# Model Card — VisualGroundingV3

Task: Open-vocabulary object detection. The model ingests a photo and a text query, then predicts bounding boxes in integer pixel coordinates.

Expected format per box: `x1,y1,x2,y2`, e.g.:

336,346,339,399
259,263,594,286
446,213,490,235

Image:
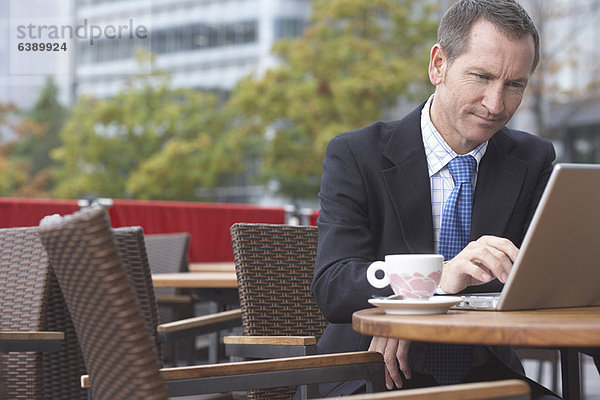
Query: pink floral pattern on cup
390,271,442,299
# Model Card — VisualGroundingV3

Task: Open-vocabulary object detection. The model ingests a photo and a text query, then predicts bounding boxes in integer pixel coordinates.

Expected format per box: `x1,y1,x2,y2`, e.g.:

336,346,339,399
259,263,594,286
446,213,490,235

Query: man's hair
437,0,540,73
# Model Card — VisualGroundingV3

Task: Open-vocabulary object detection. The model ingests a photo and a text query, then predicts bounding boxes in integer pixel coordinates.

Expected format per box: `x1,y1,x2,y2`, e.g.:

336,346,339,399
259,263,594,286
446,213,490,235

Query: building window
192,24,209,49
76,20,258,65
274,18,306,39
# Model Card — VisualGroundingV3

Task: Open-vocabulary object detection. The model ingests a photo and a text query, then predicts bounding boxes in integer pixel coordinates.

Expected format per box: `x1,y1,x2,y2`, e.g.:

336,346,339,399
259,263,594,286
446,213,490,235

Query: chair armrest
82,351,385,396
224,335,318,358
515,347,559,362
327,379,531,400
224,336,317,346
0,331,64,353
155,295,196,304
157,309,241,342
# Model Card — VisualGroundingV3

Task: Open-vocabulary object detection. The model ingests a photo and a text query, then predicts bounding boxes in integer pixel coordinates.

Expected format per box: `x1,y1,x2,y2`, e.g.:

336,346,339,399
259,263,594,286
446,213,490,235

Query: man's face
428,19,535,154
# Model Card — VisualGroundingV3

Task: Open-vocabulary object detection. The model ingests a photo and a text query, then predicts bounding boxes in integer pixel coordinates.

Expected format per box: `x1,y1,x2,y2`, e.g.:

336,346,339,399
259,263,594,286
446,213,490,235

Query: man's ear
428,44,446,86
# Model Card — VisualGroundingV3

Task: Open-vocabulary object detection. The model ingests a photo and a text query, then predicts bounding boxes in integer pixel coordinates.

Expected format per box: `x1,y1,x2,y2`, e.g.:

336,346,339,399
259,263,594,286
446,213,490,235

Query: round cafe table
353,306,600,400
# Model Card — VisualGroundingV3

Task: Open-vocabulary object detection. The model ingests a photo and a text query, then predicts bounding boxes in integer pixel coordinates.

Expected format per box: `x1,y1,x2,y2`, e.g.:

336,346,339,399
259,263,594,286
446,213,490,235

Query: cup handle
366,261,389,289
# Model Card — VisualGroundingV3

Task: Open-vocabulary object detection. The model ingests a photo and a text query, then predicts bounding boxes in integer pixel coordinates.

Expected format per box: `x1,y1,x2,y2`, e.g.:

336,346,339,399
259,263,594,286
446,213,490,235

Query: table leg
560,348,580,400
207,301,220,364
192,288,240,364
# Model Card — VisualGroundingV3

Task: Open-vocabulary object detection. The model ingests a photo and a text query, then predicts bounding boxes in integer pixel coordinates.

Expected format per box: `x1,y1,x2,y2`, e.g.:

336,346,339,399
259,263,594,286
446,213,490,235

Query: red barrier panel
108,199,286,262
0,197,79,227
0,198,317,262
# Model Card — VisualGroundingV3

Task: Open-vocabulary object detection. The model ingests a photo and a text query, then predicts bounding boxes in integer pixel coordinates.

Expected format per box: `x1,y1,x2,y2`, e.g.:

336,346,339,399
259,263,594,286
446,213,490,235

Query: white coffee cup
366,254,444,299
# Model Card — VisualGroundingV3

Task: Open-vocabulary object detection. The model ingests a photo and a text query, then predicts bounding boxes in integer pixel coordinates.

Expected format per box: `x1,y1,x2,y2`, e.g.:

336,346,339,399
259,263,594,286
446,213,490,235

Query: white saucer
368,296,462,315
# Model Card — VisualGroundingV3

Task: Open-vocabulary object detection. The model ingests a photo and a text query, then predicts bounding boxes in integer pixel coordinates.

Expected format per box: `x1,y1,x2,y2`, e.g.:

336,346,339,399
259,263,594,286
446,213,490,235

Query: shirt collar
421,95,488,177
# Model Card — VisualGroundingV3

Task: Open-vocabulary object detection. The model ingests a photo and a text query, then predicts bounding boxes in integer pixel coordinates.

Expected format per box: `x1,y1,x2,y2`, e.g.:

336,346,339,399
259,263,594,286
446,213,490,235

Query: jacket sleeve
311,134,391,323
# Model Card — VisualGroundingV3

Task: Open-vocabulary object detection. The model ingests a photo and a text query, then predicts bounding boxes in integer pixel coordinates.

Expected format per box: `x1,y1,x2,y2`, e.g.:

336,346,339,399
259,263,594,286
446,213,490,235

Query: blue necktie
438,155,477,259
425,155,476,385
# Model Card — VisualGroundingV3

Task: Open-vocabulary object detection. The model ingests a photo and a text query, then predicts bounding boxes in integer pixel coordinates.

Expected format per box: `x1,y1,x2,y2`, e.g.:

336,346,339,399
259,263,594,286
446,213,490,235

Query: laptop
453,163,600,311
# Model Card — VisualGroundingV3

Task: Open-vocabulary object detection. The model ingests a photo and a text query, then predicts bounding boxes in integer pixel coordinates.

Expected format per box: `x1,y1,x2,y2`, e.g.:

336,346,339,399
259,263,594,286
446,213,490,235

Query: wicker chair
145,233,190,275
0,226,163,400
0,227,60,400
0,221,235,400
39,206,386,399
227,223,327,399
144,232,198,364
39,209,168,400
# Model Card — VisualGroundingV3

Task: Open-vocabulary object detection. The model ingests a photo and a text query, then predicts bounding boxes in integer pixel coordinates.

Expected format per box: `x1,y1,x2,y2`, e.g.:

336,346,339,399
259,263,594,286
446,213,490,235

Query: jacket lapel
382,106,434,253
471,129,528,239
380,106,527,252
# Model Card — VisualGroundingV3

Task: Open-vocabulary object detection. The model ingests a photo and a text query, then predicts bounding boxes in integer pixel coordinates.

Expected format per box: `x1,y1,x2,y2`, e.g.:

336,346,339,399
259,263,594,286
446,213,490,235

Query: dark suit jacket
311,103,556,396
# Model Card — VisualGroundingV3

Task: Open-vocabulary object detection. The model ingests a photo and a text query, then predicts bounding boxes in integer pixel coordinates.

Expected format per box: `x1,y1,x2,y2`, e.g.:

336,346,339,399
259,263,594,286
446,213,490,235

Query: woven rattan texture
0,227,49,400
113,227,162,362
230,223,327,400
40,227,164,400
144,232,194,364
39,207,168,400
42,269,87,400
144,233,190,276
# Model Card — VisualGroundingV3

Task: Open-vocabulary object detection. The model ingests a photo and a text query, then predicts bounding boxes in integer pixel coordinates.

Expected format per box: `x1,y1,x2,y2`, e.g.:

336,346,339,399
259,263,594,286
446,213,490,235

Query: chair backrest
144,232,191,303
39,206,168,400
230,223,326,400
112,227,162,361
0,222,163,400
42,226,162,399
230,223,327,339
144,232,190,275
0,226,108,400
143,232,193,364
0,227,52,400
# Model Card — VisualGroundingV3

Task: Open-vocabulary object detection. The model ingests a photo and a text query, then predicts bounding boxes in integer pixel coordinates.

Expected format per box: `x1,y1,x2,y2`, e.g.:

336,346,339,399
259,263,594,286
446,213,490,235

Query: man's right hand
368,336,411,390
440,235,519,294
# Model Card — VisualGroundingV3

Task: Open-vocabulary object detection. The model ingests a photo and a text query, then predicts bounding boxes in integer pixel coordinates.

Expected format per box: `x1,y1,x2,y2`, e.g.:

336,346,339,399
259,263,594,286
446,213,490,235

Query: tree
226,0,439,199
10,77,67,197
0,102,29,196
0,78,65,198
52,52,237,201
520,0,600,140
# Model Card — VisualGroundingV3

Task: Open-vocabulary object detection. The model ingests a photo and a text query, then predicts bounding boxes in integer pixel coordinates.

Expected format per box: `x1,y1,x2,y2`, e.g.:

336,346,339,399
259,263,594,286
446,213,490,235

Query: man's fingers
470,239,516,282
441,236,520,293
396,339,412,381
369,336,395,390
384,338,404,389
369,337,409,390
479,236,519,264
369,337,391,389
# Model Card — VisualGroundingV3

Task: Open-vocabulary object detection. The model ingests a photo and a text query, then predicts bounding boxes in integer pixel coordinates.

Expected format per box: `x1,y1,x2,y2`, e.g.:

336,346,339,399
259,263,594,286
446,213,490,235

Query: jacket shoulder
497,127,555,159
333,120,403,145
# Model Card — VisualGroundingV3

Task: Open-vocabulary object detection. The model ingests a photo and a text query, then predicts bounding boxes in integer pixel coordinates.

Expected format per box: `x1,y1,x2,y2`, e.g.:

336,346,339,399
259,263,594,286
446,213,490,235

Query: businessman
312,0,559,398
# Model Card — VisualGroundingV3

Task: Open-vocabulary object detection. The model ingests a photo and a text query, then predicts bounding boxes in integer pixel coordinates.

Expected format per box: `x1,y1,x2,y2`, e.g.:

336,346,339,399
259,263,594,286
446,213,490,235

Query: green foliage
14,77,67,175
227,0,439,199
9,2,439,202
52,59,237,200
0,78,65,197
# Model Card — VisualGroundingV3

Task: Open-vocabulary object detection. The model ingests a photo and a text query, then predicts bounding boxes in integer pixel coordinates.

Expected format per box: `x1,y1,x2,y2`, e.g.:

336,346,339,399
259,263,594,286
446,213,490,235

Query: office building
74,0,311,99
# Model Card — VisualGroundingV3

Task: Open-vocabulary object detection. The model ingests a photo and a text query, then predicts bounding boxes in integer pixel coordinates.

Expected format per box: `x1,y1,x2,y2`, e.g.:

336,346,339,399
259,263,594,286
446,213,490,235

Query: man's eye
510,82,523,88
477,74,488,80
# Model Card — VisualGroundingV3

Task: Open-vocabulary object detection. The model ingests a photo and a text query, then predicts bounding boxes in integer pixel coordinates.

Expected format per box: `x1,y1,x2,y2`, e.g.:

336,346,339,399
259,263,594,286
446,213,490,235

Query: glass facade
72,0,311,97
77,20,257,65
274,17,305,39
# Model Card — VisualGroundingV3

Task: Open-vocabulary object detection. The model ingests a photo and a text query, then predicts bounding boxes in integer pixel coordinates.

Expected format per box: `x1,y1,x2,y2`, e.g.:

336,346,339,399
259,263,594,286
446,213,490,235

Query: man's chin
457,130,497,151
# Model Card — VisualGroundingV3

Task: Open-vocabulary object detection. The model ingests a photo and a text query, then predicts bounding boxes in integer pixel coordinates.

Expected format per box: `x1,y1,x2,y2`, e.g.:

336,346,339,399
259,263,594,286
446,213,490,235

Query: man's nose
481,84,505,115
